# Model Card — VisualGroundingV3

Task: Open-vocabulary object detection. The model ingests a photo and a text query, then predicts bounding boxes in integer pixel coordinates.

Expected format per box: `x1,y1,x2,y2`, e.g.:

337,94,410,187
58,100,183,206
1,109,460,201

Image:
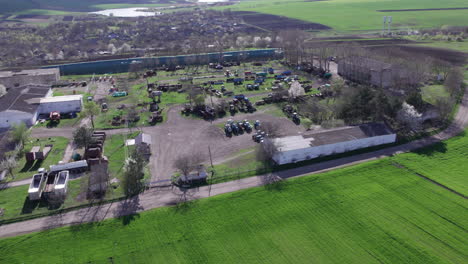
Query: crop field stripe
392,162,467,199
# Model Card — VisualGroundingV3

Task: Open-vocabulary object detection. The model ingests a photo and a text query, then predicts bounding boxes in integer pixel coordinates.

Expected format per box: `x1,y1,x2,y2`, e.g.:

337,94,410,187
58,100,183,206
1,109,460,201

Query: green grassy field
391,131,468,196
221,0,468,32
1,129,467,263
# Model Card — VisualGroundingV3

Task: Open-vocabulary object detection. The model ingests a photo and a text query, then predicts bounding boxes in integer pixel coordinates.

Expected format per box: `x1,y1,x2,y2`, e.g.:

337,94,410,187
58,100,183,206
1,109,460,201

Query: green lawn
0,179,85,220
10,137,69,181
104,132,139,180
220,0,468,32
421,84,450,105
0,156,466,263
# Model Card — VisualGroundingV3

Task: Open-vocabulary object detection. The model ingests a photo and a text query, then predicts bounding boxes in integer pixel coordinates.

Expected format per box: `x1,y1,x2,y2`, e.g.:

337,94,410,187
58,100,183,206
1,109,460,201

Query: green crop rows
1,130,467,263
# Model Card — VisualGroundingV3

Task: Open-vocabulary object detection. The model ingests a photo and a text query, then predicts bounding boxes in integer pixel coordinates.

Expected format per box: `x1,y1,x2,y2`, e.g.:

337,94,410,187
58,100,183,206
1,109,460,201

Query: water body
92,1,229,17
198,0,229,2
91,7,157,17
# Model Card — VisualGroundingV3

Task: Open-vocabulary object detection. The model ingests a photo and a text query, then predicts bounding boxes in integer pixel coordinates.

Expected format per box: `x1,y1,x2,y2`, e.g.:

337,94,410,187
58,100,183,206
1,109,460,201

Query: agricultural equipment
292,112,300,124
101,103,108,112
233,78,244,85
254,120,261,130
148,111,163,124
231,123,239,135
49,111,60,122
181,104,192,115
224,124,232,137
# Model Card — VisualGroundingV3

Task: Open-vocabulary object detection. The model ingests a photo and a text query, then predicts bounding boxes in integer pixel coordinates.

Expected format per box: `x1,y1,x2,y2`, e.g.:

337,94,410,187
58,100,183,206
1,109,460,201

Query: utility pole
208,145,214,196
382,16,387,36
388,16,392,36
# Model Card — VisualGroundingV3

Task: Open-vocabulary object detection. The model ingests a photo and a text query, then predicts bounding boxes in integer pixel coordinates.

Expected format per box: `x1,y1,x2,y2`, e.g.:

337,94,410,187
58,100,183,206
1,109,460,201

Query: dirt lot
235,11,331,31
143,105,305,181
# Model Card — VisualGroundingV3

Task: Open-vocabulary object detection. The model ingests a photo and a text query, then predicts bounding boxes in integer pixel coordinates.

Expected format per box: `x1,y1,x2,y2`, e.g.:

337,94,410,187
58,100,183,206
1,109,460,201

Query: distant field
221,0,468,32
0,130,467,263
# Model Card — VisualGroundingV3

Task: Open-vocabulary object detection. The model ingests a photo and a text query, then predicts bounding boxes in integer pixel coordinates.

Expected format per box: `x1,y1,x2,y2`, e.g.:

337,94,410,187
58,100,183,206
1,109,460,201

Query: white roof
136,133,152,145
125,139,135,146
273,136,311,152
40,95,82,104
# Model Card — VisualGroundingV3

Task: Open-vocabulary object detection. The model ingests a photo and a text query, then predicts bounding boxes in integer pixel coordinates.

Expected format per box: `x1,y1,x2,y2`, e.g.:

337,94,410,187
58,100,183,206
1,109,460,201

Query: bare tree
260,121,282,138
0,156,18,179
256,138,279,163
88,163,109,199
174,153,205,177
434,97,454,124
445,67,464,100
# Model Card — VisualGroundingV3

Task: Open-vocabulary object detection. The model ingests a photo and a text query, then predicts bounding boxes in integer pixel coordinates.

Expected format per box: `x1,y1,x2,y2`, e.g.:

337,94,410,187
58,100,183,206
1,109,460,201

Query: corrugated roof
39,95,82,103
274,123,394,151
0,68,59,78
0,85,51,114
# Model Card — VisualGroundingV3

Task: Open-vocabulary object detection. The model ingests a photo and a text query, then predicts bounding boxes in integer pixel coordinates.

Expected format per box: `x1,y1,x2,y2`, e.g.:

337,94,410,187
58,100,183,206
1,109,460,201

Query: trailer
50,160,88,174
28,173,46,201
53,170,69,196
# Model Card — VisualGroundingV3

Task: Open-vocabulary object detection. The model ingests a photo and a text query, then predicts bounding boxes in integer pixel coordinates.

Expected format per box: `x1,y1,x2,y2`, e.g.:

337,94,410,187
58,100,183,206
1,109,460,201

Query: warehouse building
38,95,83,114
0,68,60,89
337,57,416,88
269,123,396,165
0,85,52,128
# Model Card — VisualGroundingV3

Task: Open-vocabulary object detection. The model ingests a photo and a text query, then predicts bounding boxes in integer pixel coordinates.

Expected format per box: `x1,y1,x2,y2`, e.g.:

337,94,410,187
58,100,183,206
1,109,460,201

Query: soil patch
15,15,50,19
377,8,468,12
234,11,331,31
369,45,467,65
306,38,417,48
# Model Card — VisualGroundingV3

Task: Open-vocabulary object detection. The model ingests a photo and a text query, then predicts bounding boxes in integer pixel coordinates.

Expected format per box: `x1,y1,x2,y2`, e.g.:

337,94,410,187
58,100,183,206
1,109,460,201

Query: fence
209,164,273,185
43,49,283,76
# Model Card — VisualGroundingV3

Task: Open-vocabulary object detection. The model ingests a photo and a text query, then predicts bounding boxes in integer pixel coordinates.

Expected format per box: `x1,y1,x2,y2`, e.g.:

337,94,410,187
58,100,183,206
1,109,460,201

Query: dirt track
1,85,466,238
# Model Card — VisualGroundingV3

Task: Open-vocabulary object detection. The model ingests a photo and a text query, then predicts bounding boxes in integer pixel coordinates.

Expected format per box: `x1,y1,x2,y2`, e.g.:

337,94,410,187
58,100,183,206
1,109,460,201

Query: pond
91,7,158,17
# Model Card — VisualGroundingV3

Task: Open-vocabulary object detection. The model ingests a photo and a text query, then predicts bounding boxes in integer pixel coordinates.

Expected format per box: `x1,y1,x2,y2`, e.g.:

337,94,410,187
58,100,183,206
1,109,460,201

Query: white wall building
0,85,52,128
38,95,83,114
269,123,396,165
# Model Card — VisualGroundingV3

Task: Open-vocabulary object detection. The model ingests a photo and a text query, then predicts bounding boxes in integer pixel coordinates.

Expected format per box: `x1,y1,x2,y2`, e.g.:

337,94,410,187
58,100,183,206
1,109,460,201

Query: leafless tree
88,164,109,199
260,121,282,138
434,97,454,123
256,138,280,164
445,67,464,100
431,59,451,80
174,153,205,177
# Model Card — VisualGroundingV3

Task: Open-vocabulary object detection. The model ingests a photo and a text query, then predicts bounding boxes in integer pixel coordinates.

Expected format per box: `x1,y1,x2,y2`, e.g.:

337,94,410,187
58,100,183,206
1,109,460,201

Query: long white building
270,123,396,165
38,94,83,114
